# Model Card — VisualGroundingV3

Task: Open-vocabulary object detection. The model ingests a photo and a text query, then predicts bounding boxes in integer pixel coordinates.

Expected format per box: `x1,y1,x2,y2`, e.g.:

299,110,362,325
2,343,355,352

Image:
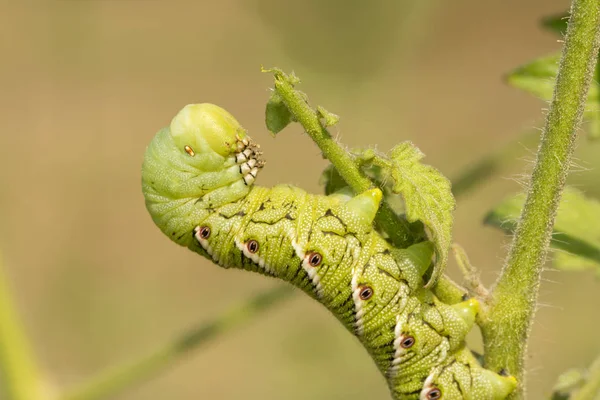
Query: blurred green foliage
507,11,600,139
486,187,600,275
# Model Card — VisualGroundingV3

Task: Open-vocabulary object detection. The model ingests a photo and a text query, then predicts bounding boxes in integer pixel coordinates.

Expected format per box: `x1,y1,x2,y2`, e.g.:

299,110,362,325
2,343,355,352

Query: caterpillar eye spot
247,240,259,254
307,252,322,267
358,285,374,300
400,336,415,349
426,388,442,400
184,145,195,156
199,226,211,239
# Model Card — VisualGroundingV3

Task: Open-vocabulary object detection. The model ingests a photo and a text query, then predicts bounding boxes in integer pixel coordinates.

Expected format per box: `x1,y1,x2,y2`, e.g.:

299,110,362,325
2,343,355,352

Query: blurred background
1,0,599,399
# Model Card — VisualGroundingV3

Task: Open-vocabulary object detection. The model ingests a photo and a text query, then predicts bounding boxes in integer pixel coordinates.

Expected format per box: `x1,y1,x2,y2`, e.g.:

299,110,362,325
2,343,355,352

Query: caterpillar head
170,104,245,159
169,104,264,183
142,104,264,247
420,348,517,400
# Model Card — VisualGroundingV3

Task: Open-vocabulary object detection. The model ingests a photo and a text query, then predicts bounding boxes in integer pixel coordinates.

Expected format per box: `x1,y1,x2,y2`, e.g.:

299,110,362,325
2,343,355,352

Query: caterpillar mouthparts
234,134,265,185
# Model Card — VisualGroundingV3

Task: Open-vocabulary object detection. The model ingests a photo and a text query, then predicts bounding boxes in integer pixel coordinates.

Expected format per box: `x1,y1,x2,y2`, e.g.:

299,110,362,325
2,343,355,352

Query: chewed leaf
265,91,294,135
320,148,386,195
320,159,409,218
317,106,340,127
506,52,600,140
322,144,454,286
321,164,347,195
385,143,455,287
485,187,600,273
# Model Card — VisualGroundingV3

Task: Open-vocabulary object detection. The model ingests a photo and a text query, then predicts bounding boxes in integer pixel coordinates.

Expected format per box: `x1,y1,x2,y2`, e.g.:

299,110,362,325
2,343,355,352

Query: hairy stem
480,1,600,397
59,286,293,400
266,68,468,303
266,68,415,248
0,252,46,400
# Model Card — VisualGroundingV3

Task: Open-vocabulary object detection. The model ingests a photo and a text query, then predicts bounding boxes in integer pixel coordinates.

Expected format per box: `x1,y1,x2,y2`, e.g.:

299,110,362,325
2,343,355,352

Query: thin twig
0,251,46,400
264,67,416,249
59,285,293,400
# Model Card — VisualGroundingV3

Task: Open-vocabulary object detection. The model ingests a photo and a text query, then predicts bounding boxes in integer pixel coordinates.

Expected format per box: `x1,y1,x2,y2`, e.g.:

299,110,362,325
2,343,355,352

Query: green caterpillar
141,104,517,399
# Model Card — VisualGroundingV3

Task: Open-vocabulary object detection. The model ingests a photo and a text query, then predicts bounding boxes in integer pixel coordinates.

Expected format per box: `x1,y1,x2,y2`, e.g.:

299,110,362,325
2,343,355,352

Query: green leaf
263,67,418,248
320,158,408,218
265,91,294,135
385,143,455,287
320,164,347,195
506,52,600,140
320,144,454,287
541,12,569,36
316,106,340,127
485,187,600,273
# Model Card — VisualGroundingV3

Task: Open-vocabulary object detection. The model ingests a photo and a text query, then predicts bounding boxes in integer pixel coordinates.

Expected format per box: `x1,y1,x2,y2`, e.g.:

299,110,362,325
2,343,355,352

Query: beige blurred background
1,1,599,399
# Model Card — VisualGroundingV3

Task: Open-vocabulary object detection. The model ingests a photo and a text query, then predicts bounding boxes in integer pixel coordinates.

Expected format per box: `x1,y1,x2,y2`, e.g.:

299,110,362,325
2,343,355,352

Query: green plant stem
267,68,469,303
571,353,600,400
0,251,45,400
480,1,600,397
430,275,466,305
451,243,490,299
59,285,293,400
267,69,414,249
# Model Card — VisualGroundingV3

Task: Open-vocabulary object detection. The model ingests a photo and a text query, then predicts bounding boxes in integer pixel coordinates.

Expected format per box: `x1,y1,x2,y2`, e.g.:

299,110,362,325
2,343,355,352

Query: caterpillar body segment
141,104,517,399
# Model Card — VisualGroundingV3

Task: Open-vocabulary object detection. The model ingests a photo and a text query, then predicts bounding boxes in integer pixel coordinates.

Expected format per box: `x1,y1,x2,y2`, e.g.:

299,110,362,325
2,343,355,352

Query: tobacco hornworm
141,103,517,399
